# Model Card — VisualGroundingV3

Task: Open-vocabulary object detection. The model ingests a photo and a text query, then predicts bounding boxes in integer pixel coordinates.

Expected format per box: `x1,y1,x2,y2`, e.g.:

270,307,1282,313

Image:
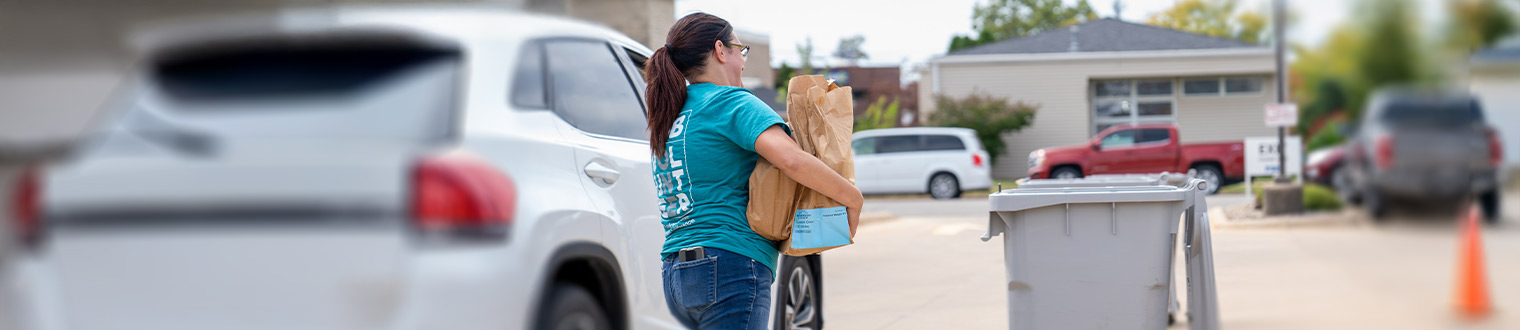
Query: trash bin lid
991,177,1206,213
1014,172,1188,190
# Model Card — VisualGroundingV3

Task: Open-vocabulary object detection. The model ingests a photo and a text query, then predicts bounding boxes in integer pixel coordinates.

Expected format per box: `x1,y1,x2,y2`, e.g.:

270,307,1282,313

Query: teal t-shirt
653,83,789,273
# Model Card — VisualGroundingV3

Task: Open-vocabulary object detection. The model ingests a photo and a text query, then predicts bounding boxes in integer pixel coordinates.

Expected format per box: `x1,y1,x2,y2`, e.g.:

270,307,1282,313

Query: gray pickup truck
1344,88,1504,222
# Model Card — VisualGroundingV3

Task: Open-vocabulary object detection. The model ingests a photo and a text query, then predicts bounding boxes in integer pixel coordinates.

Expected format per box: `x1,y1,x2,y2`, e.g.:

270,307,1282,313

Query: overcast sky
672,0,1430,79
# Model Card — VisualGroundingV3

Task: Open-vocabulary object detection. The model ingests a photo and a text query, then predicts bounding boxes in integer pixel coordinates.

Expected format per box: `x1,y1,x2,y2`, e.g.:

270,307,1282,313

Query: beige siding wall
1174,79,1278,143
933,52,1274,178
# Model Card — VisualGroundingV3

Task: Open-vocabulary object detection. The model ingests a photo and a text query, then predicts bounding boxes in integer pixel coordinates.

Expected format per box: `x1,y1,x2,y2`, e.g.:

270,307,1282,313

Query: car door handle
584,161,621,185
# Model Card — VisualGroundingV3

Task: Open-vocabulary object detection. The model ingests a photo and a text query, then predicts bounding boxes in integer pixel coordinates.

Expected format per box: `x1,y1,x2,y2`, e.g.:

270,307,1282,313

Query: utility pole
1262,0,1303,216
1273,0,1287,181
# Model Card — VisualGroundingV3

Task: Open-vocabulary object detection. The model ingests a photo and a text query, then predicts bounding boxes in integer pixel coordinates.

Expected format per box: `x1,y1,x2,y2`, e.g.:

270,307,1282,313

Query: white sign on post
1265,103,1298,127
1244,136,1303,177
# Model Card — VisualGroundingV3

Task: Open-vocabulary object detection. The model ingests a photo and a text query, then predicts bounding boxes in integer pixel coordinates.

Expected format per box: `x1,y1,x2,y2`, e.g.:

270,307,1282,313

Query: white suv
3,6,822,330
852,127,993,199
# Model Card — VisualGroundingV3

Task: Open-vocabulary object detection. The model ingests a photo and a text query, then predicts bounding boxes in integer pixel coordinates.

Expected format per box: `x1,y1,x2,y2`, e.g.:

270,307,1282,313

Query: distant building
925,18,1277,178
1469,38,1520,171
825,66,902,118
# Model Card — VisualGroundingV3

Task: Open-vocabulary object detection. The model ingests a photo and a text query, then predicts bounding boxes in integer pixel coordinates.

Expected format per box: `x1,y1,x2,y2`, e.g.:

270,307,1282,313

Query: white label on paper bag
791,206,851,250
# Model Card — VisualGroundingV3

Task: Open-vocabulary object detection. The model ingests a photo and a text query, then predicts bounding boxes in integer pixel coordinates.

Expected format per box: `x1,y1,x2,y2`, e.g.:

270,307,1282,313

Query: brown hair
646,12,734,158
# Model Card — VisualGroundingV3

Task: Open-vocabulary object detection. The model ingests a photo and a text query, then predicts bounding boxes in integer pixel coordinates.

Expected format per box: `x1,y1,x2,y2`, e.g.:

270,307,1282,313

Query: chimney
1069,25,1081,52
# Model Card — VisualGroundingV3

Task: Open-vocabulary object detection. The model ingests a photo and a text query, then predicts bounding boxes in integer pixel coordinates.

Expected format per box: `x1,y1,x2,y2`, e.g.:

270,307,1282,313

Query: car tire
1333,166,1361,205
928,173,960,200
1480,190,1501,225
1050,166,1082,180
1364,189,1388,222
1189,164,1223,195
776,257,821,330
536,284,611,330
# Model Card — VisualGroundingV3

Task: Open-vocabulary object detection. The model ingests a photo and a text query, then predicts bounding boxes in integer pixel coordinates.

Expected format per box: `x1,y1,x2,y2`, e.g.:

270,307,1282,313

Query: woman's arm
753,125,863,237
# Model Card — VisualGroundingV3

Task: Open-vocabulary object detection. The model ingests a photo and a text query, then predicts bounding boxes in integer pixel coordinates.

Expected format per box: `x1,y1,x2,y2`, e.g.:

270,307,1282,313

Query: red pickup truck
1026,123,1245,194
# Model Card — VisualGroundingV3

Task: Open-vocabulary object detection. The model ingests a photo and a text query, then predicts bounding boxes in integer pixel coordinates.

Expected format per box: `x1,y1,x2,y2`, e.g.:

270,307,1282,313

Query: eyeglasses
722,40,750,59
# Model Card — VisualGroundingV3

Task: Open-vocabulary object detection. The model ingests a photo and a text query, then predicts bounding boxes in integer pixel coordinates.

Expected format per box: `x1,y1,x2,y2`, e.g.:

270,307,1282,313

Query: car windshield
1380,99,1482,127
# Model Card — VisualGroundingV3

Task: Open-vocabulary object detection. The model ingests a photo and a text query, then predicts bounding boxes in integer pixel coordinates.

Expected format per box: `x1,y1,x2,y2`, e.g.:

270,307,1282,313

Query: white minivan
851,127,992,199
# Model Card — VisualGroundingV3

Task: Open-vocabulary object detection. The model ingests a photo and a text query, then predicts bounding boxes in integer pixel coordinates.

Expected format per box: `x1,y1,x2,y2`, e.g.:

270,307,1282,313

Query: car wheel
1480,190,1501,225
928,173,960,200
776,257,821,330
1333,166,1361,205
537,284,610,330
1190,164,1223,195
1364,189,1388,222
1051,166,1082,180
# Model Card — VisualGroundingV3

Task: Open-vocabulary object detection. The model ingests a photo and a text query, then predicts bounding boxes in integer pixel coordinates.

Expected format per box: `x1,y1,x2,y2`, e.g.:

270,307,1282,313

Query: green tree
947,0,1098,52
1147,0,1267,43
833,34,869,65
1445,0,1517,52
855,96,900,132
1290,0,1438,125
927,92,1038,164
796,37,816,76
775,62,795,90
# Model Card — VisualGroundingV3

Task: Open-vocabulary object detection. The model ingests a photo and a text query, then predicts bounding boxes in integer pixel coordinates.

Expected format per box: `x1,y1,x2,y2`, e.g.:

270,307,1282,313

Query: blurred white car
3,6,823,330
851,127,993,199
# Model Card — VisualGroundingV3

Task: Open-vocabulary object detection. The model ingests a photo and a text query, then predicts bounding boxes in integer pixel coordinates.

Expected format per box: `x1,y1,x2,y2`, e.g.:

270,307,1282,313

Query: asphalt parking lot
830,192,1519,330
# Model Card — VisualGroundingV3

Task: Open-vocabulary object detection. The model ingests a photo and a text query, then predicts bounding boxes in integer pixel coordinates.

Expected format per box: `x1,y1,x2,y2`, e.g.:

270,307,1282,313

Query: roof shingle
949,18,1261,56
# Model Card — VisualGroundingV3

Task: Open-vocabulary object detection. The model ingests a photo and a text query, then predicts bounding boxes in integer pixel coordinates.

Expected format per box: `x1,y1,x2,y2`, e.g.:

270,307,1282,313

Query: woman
645,12,863,330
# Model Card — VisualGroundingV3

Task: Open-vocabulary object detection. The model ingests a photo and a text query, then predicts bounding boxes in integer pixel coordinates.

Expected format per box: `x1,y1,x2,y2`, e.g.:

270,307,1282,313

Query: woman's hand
846,199,862,239
754,125,864,239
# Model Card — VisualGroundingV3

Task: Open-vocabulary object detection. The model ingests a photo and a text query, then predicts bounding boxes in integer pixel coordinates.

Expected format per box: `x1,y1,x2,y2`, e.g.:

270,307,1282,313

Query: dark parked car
1343,88,1504,222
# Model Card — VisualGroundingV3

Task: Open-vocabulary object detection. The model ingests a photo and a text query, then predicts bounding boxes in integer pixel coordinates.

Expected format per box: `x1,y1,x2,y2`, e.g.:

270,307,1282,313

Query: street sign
1265,103,1298,127
1244,136,1302,177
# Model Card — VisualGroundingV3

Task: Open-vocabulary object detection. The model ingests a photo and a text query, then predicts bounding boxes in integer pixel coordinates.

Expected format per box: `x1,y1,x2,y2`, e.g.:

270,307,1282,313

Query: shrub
927,92,1038,164
1302,183,1343,211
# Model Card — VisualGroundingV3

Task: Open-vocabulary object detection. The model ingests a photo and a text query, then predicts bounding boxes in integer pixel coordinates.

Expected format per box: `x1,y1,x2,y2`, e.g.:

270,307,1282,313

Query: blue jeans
661,247,774,330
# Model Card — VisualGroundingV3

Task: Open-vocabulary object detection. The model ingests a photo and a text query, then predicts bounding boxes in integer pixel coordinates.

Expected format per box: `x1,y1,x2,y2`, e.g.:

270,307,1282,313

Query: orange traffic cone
1454,204,1492,319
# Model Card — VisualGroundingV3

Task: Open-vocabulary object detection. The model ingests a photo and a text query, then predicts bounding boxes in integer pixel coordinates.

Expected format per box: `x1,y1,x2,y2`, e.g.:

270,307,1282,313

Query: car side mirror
1090,141,1101,151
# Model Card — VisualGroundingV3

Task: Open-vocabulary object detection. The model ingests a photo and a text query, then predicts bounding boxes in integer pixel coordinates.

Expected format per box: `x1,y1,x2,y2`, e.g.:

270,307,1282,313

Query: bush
927,92,1038,164
1305,120,1345,152
1302,183,1343,211
855,96,900,132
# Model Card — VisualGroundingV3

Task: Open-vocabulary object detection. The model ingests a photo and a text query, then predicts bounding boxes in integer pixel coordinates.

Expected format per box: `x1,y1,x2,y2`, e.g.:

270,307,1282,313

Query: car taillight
1375,134,1394,170
412,152,516,239
972,153,984,167
11,166,40,247
1489,128,1503,166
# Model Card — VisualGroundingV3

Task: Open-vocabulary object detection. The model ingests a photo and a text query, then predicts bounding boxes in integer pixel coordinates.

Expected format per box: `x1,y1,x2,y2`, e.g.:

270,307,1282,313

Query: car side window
852,137,877,155
544,40,648,140
877,135,922,154
1137,129,1171,144
922,135,966,151
1100,130,1136,148
511,41,548,109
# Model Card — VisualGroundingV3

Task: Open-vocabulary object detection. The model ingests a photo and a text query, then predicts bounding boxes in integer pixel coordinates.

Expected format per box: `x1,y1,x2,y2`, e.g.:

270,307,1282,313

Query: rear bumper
1368,170,1500,199
3,245,536,330
961,171,993,191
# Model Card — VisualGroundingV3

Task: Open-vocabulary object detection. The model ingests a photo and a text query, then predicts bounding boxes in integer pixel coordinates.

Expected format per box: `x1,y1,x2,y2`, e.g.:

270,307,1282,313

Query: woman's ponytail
646,12,734,158
646,46,686,158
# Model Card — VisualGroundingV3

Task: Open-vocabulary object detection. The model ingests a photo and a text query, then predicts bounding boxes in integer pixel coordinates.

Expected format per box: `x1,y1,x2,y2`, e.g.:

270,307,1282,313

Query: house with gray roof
922,18,1278,179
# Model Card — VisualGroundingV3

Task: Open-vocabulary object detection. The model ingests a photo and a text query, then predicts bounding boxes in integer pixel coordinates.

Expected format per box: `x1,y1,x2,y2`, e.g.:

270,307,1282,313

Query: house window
1183,78,1220,95
1091,78,1175,136
1182,76,1265,96
1225,77,1263,94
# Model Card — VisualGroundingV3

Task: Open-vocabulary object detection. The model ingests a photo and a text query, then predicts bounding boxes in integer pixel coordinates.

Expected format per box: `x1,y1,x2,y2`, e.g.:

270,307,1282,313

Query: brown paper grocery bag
747,75,856,256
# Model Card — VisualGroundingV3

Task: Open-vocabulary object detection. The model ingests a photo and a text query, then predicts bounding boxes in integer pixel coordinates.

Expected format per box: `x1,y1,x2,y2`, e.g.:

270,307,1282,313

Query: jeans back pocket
671,256,717,312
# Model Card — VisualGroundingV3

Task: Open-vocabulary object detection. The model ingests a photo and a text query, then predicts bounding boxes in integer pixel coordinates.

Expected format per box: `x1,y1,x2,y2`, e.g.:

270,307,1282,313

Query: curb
1208,204,1367,230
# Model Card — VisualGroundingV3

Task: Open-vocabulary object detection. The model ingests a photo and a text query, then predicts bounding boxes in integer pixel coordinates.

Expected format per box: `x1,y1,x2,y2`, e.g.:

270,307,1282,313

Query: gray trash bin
983,174,1219,330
